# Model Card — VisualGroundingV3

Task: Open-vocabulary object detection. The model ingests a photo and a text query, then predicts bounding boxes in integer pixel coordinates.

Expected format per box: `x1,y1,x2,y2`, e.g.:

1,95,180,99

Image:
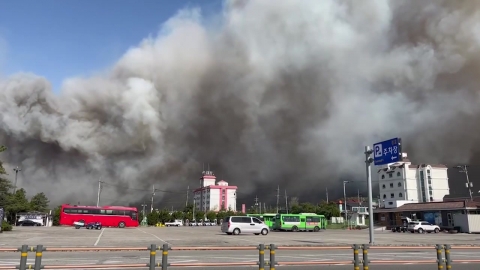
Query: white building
377,153,449,209
193,170,237,212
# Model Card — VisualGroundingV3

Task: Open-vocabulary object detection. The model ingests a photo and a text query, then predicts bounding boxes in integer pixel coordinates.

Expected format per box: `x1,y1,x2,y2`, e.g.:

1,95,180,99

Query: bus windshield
60,204,139,228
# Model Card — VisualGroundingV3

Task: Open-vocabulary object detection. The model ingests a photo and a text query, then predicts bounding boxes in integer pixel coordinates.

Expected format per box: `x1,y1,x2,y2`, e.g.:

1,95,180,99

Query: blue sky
0,0,223,93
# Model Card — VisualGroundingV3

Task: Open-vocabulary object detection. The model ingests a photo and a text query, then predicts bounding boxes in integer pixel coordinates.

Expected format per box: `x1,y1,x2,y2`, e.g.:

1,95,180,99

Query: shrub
1,222,12,232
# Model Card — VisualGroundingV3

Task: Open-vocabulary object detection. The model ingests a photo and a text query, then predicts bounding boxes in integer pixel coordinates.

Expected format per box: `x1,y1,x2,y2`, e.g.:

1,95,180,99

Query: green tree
194,211,205,221
0,146,12,209
216,210,227,223
172,211,184,220
5,188,31,221
316,202,340,219
157,209,171,224
30,192,50,212
206,211,216,221
146,212,159,226
52,206,61,226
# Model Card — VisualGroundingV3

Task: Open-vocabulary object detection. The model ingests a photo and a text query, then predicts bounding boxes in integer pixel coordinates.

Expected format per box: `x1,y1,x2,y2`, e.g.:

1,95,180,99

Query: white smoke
1,0,480,206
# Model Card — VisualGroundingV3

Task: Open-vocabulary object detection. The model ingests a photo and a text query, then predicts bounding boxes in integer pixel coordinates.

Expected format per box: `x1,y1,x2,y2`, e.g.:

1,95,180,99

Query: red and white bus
60,204,139,228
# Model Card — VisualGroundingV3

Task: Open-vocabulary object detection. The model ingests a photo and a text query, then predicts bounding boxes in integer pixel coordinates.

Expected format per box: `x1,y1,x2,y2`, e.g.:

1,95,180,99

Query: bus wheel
292,226,299,232
118,222,126,228
314,226,320,232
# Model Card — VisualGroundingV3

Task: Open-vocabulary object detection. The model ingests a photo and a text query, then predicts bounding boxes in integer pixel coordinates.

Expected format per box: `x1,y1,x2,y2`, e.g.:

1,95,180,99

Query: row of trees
142,201,341,226
142,207,247,226
0,146,51,231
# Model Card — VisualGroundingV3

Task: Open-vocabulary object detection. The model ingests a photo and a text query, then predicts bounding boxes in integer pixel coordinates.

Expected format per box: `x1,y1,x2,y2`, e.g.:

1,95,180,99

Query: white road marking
94,228,105,246
136,228,170,244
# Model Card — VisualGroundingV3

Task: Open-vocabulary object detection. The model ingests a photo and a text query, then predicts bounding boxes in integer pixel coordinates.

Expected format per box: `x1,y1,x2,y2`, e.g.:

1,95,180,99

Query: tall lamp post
343,180,349,227
455,165,473,201
13,167,21,194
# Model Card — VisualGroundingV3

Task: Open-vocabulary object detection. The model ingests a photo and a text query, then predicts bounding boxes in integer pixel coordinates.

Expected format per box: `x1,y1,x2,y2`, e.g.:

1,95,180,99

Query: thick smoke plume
1,0,480,207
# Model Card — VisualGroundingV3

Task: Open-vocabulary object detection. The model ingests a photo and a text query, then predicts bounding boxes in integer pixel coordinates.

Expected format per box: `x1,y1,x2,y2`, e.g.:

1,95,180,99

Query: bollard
33,245,43,270
436,244,444,270
18,245,28,270
352,244,360,270
362,244,369,270
444,244,452,270
161,243,169,270
258,244,265,270
149,244,157,270
269,244,276,270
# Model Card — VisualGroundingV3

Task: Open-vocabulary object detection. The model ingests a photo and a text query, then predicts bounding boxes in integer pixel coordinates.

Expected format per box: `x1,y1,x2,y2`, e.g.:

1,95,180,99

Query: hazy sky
0,0,222,93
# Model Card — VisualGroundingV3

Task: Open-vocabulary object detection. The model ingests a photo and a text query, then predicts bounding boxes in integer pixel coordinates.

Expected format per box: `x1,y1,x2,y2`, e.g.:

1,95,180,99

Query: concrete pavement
2,226,480,269
1,248,479,269
2,226,480,247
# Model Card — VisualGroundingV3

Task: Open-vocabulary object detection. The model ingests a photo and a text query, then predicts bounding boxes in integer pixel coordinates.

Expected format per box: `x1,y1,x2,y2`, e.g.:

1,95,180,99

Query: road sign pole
365,146,374,244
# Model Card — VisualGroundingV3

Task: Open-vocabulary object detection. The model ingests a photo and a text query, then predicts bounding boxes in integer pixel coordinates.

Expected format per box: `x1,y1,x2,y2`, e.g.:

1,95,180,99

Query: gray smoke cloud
1,0,480,207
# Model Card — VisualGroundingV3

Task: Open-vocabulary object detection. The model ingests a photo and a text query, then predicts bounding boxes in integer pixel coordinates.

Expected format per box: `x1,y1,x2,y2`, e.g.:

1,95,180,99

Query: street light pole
456,165,473,201
13,167,21,194
343,180,349,228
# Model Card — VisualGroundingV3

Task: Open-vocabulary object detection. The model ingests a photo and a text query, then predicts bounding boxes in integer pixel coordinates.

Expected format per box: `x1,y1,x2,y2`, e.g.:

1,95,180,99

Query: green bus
247,213,276,229
273,213,326,232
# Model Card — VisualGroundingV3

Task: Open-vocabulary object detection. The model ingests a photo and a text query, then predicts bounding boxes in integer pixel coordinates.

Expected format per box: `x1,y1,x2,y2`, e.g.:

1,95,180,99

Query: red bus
60,204,139,228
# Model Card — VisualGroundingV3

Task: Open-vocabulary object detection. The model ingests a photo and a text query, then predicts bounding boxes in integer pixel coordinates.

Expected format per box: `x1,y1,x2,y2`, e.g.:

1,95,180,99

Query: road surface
1,248,479,269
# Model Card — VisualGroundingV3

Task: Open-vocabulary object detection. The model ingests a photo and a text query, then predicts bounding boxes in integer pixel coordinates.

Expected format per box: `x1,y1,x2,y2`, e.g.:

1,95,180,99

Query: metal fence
0,244,479,269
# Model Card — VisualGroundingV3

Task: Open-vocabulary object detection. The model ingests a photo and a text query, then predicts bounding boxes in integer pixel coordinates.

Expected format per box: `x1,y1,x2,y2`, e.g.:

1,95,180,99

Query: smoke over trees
1,0,480,207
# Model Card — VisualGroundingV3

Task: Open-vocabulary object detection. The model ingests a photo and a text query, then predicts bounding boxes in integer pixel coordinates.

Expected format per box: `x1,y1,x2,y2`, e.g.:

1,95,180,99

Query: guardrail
0,244,478,269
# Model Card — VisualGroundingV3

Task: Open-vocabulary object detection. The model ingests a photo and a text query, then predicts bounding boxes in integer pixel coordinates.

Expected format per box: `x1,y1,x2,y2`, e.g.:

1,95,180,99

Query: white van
221,216,269,235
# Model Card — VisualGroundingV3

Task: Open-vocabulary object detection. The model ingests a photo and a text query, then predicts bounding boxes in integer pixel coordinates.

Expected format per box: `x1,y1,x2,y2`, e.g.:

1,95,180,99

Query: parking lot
1,226,480,247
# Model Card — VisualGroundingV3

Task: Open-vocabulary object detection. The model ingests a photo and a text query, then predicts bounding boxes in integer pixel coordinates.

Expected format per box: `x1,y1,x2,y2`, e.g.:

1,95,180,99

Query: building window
427,170,431,174
397,172,401,177
383,194,386,199
389,173,392,178
390,193,394,198
430,197,433,201
398,182,402,187
388,202,393,205
381,175,385,179
382,184,385,189
399,193,403,198
390,183,393,188
429,190,433,195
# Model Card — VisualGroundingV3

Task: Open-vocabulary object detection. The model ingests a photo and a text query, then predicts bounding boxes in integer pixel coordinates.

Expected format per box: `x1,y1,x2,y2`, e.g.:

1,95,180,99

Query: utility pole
284,190,288,214
96,178,103,207
185,186,190,207
455,165,473,201
358,189,361,206
151,185,155,213
276,186,280,213
343,181,349,228
192,199,196,221
365,145,375,244
254,196,259,213
264,202,266,213
141,202,147,216
259,201,262,214
326,187,329,203
13,166,21,194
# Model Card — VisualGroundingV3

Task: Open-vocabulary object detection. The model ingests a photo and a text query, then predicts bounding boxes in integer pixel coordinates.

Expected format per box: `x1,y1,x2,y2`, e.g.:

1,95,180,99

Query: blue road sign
373,138,401,166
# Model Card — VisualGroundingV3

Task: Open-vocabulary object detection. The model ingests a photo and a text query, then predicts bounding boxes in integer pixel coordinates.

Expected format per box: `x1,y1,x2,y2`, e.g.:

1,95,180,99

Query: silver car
221,216,269,235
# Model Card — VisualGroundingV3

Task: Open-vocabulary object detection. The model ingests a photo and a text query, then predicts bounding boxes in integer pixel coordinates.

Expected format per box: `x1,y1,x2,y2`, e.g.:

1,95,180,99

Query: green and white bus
273,213,326,232
247,213,276,229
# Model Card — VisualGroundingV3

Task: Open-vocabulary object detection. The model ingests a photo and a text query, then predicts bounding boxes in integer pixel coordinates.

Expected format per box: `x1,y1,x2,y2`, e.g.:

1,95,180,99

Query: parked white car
221,216,269,235
408,221,440,233
165,219,183,227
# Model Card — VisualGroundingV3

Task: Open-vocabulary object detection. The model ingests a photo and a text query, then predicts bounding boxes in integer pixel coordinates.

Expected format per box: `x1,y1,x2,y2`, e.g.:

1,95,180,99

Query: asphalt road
1,249,479,269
